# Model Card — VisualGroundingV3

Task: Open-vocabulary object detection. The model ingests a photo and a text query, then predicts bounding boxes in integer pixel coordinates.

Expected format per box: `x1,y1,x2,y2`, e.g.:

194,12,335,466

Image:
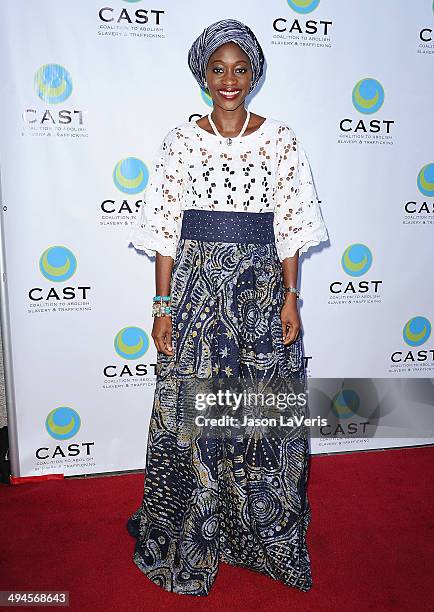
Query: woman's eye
211,67,248,74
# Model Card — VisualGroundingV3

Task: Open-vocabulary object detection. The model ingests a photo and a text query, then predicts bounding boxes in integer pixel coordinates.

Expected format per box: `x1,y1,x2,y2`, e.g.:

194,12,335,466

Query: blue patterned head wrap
188,19,265,94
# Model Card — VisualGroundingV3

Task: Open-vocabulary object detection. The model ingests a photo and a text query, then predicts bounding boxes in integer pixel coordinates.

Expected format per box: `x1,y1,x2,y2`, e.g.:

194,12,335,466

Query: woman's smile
217,88,242,100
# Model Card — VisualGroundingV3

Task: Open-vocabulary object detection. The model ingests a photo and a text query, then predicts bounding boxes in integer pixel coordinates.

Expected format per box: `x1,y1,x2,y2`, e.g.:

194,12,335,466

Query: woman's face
205,42,252,110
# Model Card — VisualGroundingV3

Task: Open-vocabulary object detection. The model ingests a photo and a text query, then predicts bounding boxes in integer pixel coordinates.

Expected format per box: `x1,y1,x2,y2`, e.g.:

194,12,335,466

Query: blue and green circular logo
341,244,372,277
352,78,384,114
201,86,213,107
34,64,72,104
113,158,149,194
287,0,320,13
114,326,149,359
417,163,434,197
331,389,360,419
403,316,431,347
46,407,81,440
39,246,77,282
123,0,142,3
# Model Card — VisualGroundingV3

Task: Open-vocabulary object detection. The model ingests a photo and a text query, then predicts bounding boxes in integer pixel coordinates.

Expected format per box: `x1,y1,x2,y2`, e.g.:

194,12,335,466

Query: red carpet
1,447,432,611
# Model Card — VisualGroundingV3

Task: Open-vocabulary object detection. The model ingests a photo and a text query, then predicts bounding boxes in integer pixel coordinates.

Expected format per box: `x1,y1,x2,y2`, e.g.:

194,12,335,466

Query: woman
127,18,328,596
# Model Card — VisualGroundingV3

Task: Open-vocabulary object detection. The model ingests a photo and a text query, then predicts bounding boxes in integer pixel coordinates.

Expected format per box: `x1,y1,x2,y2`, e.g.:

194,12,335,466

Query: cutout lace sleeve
128,128,185,259
273,125,328,261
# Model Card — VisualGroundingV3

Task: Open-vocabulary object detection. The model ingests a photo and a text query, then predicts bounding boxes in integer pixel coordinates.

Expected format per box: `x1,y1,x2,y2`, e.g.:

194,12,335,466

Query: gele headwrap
187,18,265,94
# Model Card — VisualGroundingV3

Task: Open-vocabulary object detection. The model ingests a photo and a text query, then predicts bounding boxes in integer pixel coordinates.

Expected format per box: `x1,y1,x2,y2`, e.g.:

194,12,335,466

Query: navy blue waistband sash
180,209,275,244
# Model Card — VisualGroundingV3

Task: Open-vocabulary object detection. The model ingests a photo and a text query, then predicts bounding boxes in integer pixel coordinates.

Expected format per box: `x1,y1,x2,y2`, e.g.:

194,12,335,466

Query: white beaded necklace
207,110,251,146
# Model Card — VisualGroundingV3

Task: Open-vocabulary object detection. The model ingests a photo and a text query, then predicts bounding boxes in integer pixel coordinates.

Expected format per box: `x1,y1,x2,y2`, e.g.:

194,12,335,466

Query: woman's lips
218,89,241,100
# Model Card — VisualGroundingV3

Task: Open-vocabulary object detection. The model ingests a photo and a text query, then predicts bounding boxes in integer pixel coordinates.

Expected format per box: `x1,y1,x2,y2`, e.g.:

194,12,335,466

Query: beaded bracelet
152,295,172,318
283,286,300,299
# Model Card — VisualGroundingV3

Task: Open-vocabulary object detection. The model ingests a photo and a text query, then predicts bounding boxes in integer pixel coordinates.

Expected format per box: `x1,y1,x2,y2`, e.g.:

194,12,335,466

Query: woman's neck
209,106,248,137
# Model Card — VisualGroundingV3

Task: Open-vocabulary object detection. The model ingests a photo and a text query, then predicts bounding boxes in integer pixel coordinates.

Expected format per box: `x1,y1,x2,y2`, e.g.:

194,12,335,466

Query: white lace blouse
128,117,328,261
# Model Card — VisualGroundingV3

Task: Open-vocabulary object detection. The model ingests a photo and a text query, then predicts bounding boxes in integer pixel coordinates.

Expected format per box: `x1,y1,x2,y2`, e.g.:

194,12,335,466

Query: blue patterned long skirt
126,209,312,595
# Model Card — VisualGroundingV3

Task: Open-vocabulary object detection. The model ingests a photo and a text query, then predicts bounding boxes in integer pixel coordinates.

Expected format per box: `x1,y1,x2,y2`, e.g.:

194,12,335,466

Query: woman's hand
151,316,174,355
153,252,175,355
281,294,301,346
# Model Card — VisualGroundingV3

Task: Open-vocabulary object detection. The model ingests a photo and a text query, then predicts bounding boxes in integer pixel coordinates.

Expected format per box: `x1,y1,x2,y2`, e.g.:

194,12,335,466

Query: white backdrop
0,0,433,477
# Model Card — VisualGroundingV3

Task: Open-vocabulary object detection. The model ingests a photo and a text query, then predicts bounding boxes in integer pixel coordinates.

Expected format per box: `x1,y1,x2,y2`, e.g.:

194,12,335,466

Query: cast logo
46,407,81,440
340,77,394,137
403,316,431,347
98,2,164,25
34,64,72,104
329,243,382,296
287,0,320,13
319,384,371,437
100,157,147,219
417,162,434,197
272,0,332,37
331,388,359,420
390,316,434,367
404,163,434,221
352,78,384,115
39,246,76,282
36,407,94,461
114,326,149,359
104,326,156,379
113,157,149,194
23,64,87,130
341,243,372,277
28,246,91,303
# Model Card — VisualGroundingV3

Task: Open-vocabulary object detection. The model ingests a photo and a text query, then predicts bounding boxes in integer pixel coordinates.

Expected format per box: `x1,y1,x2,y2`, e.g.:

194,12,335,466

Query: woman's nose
222,72,238,85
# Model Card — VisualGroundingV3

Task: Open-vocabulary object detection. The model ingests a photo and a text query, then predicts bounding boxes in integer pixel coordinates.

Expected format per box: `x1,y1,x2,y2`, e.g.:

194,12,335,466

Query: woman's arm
129,127,185,356
151,253,175,356
280,251,300,346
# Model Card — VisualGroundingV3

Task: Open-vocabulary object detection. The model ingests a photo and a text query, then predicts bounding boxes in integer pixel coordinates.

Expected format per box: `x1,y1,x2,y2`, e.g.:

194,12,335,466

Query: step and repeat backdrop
0,0,433,477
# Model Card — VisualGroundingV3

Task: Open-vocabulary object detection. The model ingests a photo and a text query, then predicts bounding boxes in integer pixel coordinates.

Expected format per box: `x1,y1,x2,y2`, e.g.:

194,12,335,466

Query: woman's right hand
151,316,174,355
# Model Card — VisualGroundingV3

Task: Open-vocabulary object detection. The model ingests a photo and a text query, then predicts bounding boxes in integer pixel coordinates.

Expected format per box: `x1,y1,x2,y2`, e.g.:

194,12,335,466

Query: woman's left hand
281,295,301,345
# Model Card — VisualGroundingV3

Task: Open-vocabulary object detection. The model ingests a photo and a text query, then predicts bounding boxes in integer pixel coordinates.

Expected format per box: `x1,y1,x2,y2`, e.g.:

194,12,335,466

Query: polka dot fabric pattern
128,118,328,261
180,209,276,244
